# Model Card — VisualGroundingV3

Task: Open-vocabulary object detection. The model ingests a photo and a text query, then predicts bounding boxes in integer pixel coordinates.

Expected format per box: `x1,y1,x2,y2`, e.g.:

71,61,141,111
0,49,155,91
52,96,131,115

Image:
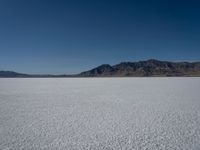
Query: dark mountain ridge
0,71,29,77
0,71,74,78
1,59,200,77
79,59,200,77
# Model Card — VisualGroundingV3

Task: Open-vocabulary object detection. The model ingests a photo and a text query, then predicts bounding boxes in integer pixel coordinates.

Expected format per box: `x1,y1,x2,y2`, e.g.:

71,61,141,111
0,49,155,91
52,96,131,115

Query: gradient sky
0,0,200,74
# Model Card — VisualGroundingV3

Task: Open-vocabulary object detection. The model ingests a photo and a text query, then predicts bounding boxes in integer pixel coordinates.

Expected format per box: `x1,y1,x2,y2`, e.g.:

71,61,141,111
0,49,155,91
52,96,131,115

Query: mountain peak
0,71,28,77
97,64,112,68
1,59,200,77
79,59,200,77
79,64,114,77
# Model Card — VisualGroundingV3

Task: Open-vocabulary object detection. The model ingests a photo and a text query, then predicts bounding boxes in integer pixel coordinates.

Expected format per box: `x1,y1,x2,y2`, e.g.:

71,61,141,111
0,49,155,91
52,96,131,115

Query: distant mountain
79,59,200,77
0,71,75,78
0,71,29,77
1,59,200,77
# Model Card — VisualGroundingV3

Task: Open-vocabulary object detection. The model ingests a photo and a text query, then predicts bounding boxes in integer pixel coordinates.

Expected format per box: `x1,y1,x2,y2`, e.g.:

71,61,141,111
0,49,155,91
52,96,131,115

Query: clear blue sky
0,0,200,74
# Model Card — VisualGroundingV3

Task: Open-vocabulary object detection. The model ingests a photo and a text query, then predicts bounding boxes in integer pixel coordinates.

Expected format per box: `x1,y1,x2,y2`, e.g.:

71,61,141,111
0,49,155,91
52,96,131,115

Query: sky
0,0,200,74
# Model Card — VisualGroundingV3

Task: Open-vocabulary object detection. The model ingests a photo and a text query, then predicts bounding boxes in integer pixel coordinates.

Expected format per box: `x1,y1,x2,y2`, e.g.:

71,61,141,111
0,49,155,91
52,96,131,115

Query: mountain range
1,59,200,77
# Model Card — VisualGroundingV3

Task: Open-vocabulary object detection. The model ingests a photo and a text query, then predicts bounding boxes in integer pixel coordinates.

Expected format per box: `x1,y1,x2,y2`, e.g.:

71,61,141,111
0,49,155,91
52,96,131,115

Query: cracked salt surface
0,78,200,149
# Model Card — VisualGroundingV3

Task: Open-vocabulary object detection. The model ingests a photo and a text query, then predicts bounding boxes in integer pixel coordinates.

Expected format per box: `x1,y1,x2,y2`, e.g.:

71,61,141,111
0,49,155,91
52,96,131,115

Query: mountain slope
0,71,29,77
79,59,200,77
0,71,74,78
1,59,200,77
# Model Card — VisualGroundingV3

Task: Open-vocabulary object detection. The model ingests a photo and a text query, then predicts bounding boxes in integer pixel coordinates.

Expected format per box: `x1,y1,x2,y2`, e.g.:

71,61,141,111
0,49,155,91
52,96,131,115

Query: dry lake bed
0,78,200,149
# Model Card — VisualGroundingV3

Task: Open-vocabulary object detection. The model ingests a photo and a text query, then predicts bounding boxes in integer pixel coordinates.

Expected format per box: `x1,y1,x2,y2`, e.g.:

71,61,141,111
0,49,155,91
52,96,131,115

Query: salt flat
0,78,200,150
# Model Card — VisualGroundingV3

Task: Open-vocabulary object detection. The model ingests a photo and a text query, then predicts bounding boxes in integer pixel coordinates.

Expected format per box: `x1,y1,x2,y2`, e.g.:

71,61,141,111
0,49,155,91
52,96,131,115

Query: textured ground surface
0,78,200,150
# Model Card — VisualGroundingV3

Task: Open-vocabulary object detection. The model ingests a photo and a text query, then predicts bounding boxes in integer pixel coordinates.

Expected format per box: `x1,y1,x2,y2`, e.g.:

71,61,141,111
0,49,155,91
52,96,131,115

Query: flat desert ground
0,78,200,150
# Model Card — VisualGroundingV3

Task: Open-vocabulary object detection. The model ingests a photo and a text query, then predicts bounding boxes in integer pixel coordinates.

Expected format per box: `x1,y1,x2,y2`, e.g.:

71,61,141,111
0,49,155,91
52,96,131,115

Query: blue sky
0,0,200,74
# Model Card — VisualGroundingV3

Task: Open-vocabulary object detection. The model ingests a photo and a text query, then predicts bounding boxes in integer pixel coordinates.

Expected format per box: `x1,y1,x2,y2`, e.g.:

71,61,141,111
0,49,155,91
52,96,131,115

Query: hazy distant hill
79,59,200,77
0,71,74,78
0,71,29,77
1,59,200,77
